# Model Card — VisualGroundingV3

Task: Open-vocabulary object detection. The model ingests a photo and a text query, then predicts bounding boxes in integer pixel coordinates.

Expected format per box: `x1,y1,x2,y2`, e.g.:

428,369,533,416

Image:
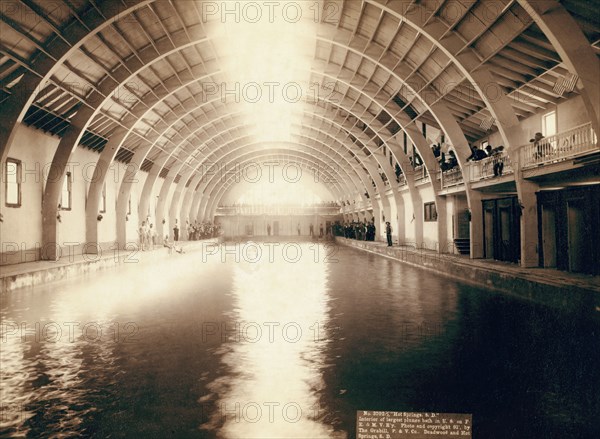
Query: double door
537,186,599,274
483,197,521,263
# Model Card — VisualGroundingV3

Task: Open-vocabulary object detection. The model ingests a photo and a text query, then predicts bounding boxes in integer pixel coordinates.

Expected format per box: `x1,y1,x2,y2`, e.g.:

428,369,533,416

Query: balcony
520,122,598,169
469,154,514,182
414,165,430,183
216,203,342,216
441,167,464,188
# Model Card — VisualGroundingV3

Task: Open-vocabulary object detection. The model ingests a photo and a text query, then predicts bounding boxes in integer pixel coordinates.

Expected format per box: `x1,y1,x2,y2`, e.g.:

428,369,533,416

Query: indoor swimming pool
1,242,598,438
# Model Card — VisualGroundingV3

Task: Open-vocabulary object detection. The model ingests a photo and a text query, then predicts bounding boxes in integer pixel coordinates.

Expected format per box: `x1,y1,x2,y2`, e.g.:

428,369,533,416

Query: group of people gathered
432,143,459,172
138,218,220,253
467,143,506,176
186,220,220,241
333,221,377,241
138,219,157,251
430,142,506,176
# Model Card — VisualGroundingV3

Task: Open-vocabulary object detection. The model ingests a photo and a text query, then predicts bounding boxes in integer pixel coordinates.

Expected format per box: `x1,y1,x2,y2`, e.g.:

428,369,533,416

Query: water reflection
1,242,598,438
201,243,341,438
0,253,233,437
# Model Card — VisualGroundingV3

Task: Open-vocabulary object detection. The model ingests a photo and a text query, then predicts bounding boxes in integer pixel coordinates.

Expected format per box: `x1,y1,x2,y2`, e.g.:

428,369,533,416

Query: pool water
1,242,598,438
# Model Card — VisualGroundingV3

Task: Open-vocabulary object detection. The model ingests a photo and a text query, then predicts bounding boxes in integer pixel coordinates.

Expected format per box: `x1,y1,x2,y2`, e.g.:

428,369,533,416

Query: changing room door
567,201,587,273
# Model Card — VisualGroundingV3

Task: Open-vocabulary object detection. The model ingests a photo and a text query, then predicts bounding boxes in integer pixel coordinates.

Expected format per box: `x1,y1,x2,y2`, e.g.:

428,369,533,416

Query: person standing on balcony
467,145,487,161
447,150,458,170
491,145,505,176
530,132,545,159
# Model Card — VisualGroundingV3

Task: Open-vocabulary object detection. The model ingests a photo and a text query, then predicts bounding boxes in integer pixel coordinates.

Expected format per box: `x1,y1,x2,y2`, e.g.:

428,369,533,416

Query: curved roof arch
201,150,370,221
1,0,598,250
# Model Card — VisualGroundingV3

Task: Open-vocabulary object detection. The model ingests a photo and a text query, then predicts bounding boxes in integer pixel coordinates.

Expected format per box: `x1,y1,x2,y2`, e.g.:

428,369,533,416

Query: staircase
454,238,470,256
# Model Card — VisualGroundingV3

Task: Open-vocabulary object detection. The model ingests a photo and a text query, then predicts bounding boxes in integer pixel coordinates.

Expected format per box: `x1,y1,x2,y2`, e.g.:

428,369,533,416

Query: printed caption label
356,411,472,438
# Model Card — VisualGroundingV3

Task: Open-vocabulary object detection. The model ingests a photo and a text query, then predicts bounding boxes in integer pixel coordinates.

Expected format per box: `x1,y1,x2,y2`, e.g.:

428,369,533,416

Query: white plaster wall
56,147,92,246
126,171,147,244
385,191,397,241
1,124,55,261
1,123,157,264
401,190,415,244
481,95,589,148
418,184,438,250
557,96,588,131
217,214,341,237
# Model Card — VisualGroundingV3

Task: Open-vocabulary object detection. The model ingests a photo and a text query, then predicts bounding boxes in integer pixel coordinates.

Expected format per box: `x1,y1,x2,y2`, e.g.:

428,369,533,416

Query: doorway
482,197,521,263
567,200,587,273
537,185,599,275
541,205,557,268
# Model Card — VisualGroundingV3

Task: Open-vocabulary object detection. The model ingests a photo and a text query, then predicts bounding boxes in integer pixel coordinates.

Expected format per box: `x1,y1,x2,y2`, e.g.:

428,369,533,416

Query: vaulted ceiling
1,0,598,201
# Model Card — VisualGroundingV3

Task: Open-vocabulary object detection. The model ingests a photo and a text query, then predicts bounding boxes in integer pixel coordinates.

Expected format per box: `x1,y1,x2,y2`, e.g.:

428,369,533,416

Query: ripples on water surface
1,242,598,438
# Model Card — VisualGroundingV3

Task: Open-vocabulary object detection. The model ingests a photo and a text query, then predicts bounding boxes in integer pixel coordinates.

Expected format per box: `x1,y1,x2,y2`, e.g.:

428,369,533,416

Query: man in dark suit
385,222,393,247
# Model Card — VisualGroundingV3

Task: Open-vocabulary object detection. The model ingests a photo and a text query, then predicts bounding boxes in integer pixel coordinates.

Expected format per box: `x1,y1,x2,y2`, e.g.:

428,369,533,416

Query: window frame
424,202,438,222
59,172,72,211
5,158,22,208
542,110,557,137
99,183,107,213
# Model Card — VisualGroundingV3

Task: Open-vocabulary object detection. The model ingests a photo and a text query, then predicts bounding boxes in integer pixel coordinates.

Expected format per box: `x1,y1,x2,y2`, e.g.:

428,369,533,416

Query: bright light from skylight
221,159,335,206
217,2,317,143
237,182,323,206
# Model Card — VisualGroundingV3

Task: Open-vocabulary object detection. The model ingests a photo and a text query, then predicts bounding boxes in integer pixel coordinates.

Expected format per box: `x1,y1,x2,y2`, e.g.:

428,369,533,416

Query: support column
372,203,381,240
469,191,484,259
395,197,405,244
436,195,448,254
413,192,424,248
41,137,79,261
519,180,540,267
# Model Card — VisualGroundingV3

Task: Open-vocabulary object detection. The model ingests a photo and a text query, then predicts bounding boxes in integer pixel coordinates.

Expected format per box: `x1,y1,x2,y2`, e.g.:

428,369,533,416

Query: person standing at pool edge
173,219,179,241
386,221,393,247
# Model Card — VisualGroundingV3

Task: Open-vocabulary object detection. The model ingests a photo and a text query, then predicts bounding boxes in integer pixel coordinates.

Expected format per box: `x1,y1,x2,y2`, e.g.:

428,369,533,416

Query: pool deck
336,237,600,317
0,238,222,293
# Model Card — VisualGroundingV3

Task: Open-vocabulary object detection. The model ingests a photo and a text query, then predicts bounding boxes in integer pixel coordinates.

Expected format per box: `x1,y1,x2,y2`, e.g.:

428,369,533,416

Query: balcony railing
521,122,598,169
469,154,514,181
216,204,341,216
354,200,366,210
397,174,406,187
414,165,429,182
441,167,464,188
